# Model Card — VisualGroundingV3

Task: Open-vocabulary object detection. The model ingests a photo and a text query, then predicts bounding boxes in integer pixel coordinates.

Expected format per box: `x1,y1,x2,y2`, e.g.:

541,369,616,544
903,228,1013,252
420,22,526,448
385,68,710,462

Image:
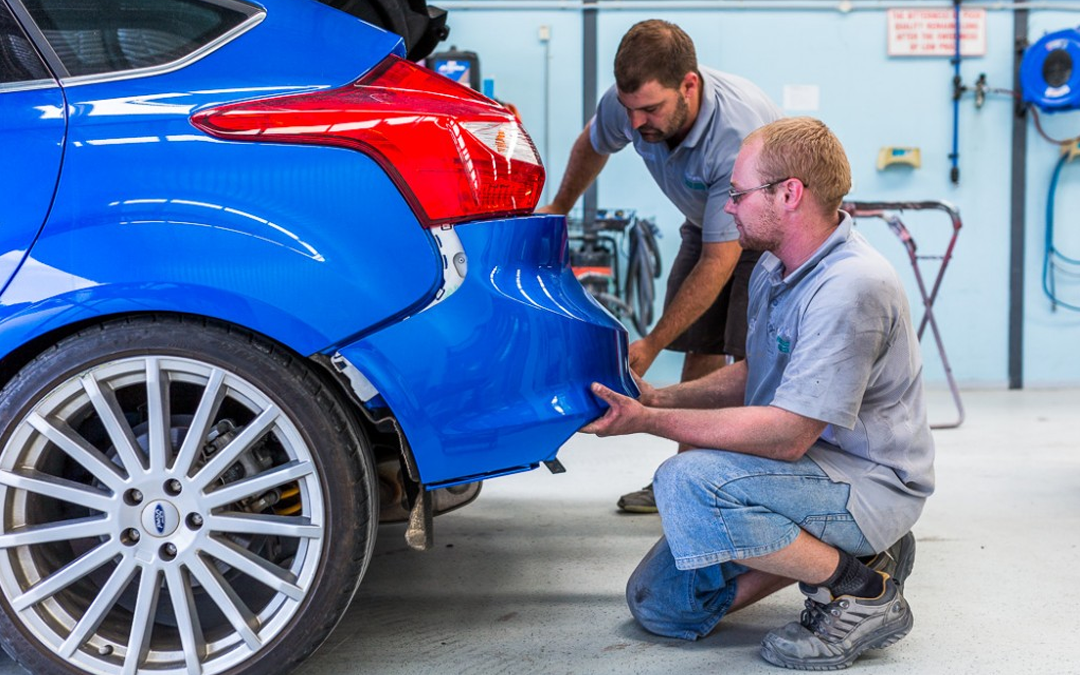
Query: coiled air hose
623,218,662,335
1043,149,1080,312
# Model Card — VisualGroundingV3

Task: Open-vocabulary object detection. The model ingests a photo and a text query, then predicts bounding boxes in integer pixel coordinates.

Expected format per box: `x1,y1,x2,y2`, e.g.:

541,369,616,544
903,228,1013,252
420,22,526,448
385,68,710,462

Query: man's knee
625,537,733,641
654,450,744,513
654,450,709,492
625,538,695,638
625,555,662,627
625,539,672,621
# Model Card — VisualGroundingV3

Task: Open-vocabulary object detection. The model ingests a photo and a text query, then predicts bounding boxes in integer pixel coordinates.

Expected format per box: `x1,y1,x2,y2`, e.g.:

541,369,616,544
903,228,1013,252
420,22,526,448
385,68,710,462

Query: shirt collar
679,70,715,150
762,211,854,288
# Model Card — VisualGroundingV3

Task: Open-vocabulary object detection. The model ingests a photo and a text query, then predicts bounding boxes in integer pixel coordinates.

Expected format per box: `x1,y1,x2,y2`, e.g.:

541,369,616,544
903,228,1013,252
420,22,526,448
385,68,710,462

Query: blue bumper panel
336,215,637,486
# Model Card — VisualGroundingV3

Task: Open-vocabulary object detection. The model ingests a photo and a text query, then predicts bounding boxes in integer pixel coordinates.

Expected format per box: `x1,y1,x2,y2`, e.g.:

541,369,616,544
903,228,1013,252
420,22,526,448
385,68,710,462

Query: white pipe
438,1,1080,12
438,1,581,9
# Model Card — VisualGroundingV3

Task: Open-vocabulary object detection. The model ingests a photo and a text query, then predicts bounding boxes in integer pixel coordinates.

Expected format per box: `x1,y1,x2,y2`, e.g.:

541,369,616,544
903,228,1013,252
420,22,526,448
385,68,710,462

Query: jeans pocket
800,515,874,557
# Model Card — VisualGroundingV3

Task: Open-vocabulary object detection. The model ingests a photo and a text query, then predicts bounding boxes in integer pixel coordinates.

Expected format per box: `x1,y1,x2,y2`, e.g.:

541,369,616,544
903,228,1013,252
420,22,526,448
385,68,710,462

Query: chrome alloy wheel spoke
9,537,118,612
121,568,164,675
0,355,326,675
80,371,147,477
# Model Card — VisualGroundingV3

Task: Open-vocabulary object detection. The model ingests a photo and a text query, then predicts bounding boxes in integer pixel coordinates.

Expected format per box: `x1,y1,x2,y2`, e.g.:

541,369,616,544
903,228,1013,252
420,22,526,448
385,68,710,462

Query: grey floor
2,387,1077,674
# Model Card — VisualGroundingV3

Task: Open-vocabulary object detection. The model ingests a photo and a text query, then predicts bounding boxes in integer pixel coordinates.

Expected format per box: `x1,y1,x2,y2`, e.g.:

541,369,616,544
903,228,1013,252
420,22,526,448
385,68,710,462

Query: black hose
623,217,662,336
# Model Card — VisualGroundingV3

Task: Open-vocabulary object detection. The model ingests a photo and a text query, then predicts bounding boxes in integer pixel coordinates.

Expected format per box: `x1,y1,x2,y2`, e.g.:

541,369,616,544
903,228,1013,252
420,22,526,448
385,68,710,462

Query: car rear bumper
334,214,637,486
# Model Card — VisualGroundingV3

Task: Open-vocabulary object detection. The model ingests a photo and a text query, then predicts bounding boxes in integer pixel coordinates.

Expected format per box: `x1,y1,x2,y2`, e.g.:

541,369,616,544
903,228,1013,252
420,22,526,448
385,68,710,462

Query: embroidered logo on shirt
683,175,707,190
777,335,791,353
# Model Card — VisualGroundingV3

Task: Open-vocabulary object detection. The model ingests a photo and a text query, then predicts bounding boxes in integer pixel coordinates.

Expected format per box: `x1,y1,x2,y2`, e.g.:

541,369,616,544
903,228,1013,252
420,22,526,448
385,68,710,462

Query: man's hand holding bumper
581,382,651,437
628,337,662,376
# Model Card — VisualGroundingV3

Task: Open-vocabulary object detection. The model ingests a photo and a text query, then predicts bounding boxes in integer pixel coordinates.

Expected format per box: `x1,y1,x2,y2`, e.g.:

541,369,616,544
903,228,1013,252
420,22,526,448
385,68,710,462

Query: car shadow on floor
298,496,805,674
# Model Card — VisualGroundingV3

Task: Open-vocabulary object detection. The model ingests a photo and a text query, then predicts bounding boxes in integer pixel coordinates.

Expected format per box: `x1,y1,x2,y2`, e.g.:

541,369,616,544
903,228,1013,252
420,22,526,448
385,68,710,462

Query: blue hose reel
1021,27,1080,112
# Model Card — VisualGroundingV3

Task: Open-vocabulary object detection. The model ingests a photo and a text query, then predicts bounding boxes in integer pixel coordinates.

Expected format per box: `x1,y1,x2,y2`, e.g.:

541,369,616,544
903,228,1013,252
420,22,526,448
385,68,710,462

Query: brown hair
746,117,852,213
614,20,698,92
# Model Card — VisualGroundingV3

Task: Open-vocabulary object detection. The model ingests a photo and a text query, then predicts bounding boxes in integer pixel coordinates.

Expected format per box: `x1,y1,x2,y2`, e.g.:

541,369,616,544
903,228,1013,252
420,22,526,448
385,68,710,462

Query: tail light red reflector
191,56,544,227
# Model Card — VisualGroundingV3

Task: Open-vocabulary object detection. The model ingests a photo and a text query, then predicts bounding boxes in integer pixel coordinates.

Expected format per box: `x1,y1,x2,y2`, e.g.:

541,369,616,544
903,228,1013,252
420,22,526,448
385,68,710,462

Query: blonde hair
746,117,851,213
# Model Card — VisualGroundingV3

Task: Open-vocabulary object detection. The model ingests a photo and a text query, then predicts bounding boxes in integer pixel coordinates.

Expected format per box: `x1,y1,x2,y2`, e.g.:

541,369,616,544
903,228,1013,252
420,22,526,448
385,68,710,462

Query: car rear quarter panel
0,1,437,362
0,141,442,360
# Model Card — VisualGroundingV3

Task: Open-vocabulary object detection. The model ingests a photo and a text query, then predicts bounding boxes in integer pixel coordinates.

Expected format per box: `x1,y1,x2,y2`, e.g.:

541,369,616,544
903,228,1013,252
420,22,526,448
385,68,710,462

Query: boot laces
800,597,850,641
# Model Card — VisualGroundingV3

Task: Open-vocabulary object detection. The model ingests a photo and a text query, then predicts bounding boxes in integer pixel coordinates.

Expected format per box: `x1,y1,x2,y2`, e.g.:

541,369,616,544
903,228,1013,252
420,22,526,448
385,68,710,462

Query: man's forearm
648,360,748,410
644,241,741,350
645,260,726,349
545,125,608,214
642,404,826,462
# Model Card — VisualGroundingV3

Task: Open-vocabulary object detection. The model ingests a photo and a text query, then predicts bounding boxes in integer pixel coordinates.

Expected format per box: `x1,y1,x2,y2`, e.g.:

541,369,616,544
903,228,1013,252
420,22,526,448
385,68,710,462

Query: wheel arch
0,309,416,502
0,314,97,393
0,295,329,392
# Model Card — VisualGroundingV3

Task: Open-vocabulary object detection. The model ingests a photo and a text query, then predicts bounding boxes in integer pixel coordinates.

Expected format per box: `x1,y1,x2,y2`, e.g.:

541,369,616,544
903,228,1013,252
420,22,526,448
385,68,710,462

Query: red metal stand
843,201,965,429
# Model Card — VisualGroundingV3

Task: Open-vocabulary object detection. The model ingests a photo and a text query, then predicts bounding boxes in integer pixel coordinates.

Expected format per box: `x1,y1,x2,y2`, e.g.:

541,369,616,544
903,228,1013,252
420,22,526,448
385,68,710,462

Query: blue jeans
626,450,875,640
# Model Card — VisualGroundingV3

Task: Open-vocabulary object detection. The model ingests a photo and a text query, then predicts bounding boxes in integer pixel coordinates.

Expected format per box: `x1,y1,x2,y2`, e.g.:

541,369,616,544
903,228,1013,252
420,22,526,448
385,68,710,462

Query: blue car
0,1,635,673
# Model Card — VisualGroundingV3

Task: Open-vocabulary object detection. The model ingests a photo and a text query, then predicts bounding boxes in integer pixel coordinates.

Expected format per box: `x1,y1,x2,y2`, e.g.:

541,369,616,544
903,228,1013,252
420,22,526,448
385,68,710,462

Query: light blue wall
438,1,1080,387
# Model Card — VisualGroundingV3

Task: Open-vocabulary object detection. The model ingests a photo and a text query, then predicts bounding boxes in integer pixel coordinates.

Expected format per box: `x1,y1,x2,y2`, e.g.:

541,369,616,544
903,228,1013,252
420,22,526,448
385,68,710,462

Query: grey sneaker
617,483,657,513
760,574,913,671
861,531,916,592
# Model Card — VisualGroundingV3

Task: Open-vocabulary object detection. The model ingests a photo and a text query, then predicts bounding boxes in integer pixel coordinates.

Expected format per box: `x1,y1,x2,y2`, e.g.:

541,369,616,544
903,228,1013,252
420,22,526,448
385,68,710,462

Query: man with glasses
582,117,934,670
538,19,782,513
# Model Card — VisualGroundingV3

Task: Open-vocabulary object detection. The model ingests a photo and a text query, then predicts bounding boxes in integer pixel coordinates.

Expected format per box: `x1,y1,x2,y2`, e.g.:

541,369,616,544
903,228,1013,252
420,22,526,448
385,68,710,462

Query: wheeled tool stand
843,201,965,430
568,209,661,337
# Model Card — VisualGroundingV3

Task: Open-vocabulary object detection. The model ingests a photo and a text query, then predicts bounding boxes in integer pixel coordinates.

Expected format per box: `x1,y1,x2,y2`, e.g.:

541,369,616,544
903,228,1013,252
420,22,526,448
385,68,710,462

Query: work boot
759,574,913,671
860,531,916,592
617,483,657,513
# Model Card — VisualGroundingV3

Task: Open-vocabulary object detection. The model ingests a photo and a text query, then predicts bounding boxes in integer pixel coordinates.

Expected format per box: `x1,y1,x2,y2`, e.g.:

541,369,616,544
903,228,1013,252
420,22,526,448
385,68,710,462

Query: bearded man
539,19,783,512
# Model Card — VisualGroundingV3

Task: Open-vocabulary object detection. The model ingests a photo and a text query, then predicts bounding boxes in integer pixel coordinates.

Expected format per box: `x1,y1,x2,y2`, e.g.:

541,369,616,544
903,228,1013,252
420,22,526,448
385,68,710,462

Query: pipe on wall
1009,1,1029,389
439,1,1080,12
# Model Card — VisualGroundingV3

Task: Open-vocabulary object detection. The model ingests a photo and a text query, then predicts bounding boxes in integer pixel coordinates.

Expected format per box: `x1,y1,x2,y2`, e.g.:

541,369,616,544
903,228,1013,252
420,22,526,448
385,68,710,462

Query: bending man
538,19,783,513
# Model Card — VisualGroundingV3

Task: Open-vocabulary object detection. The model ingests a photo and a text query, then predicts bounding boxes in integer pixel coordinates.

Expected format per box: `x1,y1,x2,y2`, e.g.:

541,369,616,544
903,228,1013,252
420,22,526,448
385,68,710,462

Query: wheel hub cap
140,500,180,537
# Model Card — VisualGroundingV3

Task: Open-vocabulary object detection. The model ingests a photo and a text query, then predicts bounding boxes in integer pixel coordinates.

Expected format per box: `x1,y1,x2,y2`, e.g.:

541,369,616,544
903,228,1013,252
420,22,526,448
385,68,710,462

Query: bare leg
677,352,728,453
728,571,797,614
681,351,727,382
724,531,839,616
743,530,839,586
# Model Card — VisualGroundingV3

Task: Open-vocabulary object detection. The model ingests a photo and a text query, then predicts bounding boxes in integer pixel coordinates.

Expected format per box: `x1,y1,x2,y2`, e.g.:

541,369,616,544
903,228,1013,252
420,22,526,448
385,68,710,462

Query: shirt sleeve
702,182,738,243
588,85,632,155
700,122,743,243
769,270,896,429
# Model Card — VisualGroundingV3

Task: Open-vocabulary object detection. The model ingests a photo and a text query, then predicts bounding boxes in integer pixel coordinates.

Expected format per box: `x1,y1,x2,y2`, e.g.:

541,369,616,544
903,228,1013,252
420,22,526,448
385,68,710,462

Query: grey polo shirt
589,66,782,243
744,213,936,552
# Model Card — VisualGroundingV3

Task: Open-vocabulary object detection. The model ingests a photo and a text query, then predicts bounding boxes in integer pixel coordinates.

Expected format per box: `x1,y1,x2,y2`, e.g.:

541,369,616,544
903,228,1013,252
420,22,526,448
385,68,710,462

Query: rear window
23,0,257,77
0,2,50,83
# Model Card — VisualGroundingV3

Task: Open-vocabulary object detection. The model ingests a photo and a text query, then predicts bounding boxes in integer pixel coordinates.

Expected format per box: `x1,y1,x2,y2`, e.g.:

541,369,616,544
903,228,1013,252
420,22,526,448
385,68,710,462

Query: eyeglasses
728,178,796,204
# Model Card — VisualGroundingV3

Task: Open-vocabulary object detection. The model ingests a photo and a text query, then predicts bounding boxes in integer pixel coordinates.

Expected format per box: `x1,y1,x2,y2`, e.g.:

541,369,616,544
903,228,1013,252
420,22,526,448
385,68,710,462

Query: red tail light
191,56,545,227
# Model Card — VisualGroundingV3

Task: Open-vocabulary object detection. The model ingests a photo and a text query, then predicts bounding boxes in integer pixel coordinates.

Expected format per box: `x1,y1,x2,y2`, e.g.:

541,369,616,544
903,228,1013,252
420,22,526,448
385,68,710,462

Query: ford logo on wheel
153,504,166,534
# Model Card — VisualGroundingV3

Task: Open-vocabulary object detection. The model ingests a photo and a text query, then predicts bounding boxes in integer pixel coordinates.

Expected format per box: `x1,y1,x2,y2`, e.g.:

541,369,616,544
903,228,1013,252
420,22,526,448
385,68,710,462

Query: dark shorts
665,222,761,358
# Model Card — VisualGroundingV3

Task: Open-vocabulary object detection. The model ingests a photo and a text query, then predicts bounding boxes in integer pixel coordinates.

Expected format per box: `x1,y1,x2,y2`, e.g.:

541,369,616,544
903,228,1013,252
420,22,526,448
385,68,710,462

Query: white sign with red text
887,8,987,57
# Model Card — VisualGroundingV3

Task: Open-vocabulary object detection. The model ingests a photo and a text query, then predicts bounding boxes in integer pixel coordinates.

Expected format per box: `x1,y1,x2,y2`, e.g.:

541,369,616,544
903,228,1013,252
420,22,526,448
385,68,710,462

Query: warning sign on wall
887,8,987,57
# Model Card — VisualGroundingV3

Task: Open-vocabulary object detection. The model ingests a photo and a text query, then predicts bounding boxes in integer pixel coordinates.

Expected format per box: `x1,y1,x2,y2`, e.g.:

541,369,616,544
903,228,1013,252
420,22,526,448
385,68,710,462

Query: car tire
0,315,377,675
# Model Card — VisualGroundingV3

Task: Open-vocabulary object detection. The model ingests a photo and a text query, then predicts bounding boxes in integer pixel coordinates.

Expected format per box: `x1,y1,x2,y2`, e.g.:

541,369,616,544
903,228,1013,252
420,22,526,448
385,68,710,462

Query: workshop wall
438,1,1080,388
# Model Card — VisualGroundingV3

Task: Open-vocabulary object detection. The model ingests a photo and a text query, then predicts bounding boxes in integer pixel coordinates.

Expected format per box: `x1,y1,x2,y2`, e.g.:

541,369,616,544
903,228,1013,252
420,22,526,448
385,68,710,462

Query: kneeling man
583,116,934,670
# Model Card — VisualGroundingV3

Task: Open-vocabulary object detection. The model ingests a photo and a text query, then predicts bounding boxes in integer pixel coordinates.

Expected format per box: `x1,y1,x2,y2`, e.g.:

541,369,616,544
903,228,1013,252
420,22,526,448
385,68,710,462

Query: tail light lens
191,56,544,227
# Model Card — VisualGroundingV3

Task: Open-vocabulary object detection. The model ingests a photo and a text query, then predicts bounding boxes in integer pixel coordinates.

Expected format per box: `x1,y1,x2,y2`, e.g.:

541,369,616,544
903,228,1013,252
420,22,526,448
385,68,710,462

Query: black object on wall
582,0,599,229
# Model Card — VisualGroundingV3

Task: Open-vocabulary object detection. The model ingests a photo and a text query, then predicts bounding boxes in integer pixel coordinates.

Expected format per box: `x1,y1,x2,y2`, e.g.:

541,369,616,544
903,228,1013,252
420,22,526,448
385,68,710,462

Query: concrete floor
1,387,1077,674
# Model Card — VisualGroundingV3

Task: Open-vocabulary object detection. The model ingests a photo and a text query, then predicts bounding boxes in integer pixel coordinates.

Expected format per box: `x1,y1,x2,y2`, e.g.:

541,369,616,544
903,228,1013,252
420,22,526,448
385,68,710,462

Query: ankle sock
822,550,884,599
